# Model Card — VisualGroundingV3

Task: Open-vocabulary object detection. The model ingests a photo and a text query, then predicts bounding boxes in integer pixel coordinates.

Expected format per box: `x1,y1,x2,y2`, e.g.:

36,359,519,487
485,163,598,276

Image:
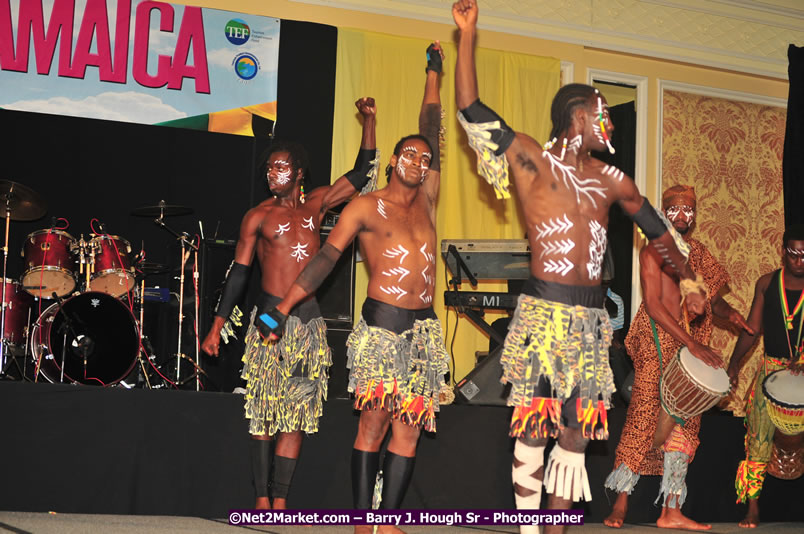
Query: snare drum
660,346,730,421
21,229,76,298
89,235,135,297
31,291,139,385
763,369,804,436
1,278,34,346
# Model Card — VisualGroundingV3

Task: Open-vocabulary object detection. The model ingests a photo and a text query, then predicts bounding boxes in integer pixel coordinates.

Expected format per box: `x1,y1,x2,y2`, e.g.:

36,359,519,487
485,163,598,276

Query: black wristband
460,99,515,156
215,262,250,318
256,308,287,339
631,198,668,240
425,43,442,74
345,148,376,190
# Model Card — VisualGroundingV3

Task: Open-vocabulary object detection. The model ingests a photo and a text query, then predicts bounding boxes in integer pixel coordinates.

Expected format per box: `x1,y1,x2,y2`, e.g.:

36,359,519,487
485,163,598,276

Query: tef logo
233,53,259,81
225,19,250,45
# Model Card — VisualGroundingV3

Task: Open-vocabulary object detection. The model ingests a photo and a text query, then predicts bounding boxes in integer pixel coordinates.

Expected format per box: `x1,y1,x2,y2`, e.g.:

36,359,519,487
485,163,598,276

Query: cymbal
136,261,169,275
0,180,47,221
131,201,193,218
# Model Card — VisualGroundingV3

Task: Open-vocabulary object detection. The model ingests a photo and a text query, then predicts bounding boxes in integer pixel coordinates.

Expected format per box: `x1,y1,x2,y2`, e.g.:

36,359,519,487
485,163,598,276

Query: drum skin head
678,346,730,394
765,370,804,406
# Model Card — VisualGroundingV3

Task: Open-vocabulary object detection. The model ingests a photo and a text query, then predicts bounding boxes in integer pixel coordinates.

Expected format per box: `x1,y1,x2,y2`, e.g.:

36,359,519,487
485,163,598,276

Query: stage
1,381,803,525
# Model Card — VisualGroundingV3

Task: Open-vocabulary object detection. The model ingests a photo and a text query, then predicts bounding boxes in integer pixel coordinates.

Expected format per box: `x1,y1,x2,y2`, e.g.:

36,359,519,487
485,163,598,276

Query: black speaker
326,327,352,400
454,347,510,406
318,228,356,327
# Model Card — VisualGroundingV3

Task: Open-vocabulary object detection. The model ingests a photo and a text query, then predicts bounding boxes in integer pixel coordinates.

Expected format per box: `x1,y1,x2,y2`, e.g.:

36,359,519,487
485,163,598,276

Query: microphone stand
153,214,199,388
446,245,505,347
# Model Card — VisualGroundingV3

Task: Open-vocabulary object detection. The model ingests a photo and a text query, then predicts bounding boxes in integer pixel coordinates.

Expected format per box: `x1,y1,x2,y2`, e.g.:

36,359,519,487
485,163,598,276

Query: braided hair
548,83,598,141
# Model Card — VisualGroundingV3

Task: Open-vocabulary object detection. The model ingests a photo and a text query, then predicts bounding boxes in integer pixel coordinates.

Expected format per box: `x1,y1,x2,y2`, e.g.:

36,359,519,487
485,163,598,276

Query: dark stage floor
1,381,803,526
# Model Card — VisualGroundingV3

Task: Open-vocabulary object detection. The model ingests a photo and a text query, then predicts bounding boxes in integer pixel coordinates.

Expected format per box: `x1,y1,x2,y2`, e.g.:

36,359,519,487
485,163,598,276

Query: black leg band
379,452,416,510
251,438,273,498
270,455,298,499
352,449,380,509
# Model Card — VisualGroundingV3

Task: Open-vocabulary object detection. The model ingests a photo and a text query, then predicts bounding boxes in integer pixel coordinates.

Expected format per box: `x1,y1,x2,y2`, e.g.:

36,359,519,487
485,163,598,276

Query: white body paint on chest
586,221,607,280
542,151,607,208
275,222,290,236
377,198,388,219
290,242,309,263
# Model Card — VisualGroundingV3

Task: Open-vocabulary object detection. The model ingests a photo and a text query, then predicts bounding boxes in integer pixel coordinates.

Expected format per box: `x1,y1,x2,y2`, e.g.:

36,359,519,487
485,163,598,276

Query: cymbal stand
136,278,152,389
193,248,200,391
153,214,200,389
0,201,11,375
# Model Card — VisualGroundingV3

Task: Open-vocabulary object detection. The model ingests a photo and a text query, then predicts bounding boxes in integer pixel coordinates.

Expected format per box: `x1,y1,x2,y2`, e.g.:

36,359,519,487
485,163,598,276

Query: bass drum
31,292,139,385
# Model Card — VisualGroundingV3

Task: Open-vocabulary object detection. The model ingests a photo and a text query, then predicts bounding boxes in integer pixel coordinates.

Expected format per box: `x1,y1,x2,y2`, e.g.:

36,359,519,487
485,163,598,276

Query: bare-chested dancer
452,2,717,533
200,97,378,510
261,43,446,534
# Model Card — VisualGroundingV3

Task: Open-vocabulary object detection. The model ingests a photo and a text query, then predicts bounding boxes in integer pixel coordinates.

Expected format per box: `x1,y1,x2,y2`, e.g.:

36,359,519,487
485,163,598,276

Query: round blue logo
233,53,259,80
225,19,250,45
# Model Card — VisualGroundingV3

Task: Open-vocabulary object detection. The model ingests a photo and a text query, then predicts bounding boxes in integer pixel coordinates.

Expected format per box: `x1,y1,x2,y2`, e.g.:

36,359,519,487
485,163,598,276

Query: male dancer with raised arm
261,44,447,534
452,2,718,533
201,97,378,509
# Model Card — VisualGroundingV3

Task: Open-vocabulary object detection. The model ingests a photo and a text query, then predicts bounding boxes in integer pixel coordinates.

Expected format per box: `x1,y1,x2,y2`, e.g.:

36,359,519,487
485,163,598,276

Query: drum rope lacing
650,318,686,425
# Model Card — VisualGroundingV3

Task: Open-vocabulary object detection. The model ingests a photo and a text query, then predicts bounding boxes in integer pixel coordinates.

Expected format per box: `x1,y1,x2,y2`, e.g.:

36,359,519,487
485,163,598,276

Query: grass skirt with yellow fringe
346,317,449,432
502,294,614,440
241,308,331,437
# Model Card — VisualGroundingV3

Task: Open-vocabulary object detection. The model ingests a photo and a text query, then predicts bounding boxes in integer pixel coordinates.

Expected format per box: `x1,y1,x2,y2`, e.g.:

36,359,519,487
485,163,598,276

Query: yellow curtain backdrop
331,28,559,384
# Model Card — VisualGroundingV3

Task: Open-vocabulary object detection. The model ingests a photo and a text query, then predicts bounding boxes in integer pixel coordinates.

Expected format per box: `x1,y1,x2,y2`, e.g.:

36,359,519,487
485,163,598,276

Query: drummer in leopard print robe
603,185,752,530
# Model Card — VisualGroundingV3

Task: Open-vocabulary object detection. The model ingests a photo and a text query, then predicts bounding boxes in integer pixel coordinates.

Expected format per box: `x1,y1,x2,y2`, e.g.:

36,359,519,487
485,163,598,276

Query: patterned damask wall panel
661,89,786,415
290,0,804,78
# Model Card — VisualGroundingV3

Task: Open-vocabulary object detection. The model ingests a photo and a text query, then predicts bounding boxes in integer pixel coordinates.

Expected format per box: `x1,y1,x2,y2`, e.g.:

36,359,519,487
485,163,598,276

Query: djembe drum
660,346,730,421
762,369,804,480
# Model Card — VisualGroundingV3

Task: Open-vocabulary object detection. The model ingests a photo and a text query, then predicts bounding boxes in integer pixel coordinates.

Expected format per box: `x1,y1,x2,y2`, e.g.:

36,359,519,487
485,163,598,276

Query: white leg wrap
544,444,592,502
513,441,544,534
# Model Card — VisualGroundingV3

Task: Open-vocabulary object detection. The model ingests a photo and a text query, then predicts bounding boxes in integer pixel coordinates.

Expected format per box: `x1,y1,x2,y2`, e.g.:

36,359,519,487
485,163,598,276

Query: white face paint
665,205,696,223
786,247,804,258
290,242,309,262
395,145,431,182
268,158,294,185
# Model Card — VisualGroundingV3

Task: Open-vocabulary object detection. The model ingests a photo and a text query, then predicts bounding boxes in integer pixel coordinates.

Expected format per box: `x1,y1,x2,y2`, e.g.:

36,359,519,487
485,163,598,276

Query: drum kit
0,181,206,390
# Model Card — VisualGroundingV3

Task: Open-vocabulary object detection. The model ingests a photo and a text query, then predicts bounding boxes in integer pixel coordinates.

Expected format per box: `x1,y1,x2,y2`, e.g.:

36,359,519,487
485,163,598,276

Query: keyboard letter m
482,295,500,307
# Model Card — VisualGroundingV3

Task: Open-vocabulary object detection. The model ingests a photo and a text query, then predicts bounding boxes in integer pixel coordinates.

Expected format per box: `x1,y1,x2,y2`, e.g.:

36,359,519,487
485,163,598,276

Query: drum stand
154,215,203,390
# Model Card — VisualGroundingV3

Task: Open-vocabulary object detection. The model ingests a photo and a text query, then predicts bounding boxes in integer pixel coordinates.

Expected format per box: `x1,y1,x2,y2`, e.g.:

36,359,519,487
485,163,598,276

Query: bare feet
376,526,406,534
738,500,759,528
272,498,287,510
255,496,270,510
657,506,711,531
604,492,628,528
354,526,374,534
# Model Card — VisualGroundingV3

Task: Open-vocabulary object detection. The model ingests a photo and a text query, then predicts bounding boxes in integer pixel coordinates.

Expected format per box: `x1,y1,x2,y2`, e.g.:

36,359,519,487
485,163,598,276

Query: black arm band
344,148,376,190
460,99,515,156
297,243,343,294
631,197,668,240
419,103,441,172
425,43,442,74
214,262,250,318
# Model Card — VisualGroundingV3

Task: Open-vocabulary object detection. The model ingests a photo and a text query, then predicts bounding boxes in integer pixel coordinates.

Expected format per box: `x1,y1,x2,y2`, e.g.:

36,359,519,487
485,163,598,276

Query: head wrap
662,185,696,210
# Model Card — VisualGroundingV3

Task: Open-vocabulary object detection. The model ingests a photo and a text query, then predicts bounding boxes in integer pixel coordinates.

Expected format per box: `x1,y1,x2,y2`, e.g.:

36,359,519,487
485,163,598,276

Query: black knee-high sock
251,439,272,498
271,456,298,499
352,449,379,509
379,452,415,509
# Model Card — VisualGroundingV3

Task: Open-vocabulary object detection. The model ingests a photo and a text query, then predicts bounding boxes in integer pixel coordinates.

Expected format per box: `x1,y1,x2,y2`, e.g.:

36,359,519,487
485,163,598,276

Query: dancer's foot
255,496,270,510
657,507,711,530
738,500,759,528
603,492,628,528
354,526,374,534
272,497,287,510
376,526,406,534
